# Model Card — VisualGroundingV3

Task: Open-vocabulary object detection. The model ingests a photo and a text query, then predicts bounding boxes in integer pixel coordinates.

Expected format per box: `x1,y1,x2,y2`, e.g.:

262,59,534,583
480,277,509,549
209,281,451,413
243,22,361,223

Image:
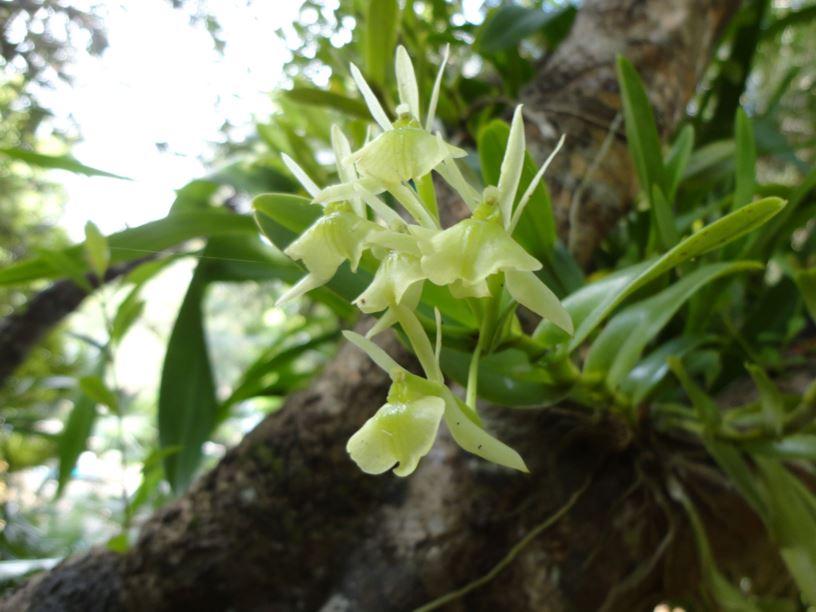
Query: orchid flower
415,111,573,334
343,332,528,477
276,154,384,305
315,46,461,229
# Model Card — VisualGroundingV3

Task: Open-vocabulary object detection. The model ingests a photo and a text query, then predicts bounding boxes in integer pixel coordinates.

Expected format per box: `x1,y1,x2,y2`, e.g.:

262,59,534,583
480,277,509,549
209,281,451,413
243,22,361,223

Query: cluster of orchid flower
276,46,573,477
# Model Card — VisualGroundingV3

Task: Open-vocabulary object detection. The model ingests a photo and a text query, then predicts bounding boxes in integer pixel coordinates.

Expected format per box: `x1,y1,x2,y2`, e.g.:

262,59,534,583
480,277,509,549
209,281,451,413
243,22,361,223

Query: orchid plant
270,46,572,477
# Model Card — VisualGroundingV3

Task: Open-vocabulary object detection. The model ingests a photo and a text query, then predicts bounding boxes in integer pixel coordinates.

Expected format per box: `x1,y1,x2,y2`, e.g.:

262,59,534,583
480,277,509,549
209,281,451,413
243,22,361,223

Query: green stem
98,288,131,530
395,305,443,383
465,333,484,410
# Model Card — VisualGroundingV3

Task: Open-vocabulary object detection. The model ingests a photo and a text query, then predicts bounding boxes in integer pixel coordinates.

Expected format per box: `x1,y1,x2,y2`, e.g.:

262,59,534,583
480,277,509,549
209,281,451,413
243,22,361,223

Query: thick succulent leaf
755,459,816,605
584,261,761,388
795,268,816,324
440,347,571,408
619,335,709,405
569,196,785,350
616,56,668,208
733,108,757,210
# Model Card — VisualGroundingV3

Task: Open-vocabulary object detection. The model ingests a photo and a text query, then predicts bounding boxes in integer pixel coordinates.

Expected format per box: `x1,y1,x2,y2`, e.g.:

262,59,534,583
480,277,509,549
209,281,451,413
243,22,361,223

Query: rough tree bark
4,1,762,611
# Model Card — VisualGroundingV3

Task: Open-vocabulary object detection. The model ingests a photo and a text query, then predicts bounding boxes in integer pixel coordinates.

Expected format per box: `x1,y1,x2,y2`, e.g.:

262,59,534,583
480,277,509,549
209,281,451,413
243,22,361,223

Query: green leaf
762,5,816,40
78,375,119,413
111,290,145,344
744,435,816,461
158,272,217,492
440,347,571,407
748,167,816,258
221,329,339,411
733,108,756,210
706,440,766,519
0,211,258,286
83,221,110,280
106,533,130,554
252,193,323,251
585,261,761,388
365,0,400,87
651,184,679,250
794,268,816,324
34,247,93,291
745,363,785,436
284,87,370,119
755,458,816,604
0,147,130,179
57,369,103,496
534,262,651,346
668,357,721,432
683,139,735,182
664,124,694,203
475,5,577,55
616,56,668,206
569,196,786,350
478,120,557,259
670,479,763,611
619,335,709,405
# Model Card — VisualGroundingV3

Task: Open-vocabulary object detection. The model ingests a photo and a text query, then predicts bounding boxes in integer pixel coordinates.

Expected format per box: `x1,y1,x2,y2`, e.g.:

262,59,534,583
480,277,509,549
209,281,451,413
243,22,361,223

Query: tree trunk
3,1,756,610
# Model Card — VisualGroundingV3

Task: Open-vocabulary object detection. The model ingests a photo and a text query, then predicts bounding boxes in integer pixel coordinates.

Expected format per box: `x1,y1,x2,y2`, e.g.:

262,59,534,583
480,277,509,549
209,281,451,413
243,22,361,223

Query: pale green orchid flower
343,331,528,476
328,46,462,228
277,202,383,305
347,371,445,477
354,249,426,338
414,107,573,333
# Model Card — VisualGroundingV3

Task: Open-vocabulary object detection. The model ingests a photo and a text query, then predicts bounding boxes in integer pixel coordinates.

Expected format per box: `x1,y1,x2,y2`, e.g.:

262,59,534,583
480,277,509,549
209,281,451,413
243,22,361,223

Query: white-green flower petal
449,278,491,299
365,230,423,256
436,157,481,211
420,218,541,288
509,134,565,233
347,397,445,477
366,307,399,338
426,44,450,131
283,211,381,299
350,62,392,132
331,125,364,217
497,105,526,228
389,182,439,229
351,127,466,185
395,46,420,122
276,272,324,305
505,270,573,335
441,391,528,472
343,330,404,374
354,252,424,313
282,153,320,198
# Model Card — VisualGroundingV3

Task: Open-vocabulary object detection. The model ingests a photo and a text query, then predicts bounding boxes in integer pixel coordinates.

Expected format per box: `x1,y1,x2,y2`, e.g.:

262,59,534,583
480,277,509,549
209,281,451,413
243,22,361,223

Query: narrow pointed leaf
585,261,761,388
569,197,785,350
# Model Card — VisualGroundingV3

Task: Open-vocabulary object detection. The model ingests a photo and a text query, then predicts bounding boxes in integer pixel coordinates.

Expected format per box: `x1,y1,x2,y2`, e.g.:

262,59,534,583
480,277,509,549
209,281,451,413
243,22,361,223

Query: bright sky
41,0,302,241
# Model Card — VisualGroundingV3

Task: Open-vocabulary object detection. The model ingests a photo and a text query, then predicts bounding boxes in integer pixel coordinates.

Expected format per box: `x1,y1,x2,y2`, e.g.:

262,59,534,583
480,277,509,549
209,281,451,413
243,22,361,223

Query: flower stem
394,305,443,383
